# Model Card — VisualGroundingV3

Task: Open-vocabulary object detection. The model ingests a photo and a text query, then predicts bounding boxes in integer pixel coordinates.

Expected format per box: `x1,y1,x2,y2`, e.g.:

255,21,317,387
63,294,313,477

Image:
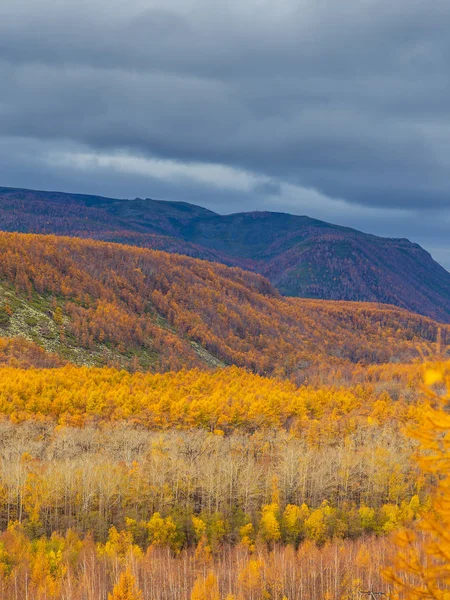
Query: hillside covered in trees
0,229,447,598
0,232,446,379
1,186,450,322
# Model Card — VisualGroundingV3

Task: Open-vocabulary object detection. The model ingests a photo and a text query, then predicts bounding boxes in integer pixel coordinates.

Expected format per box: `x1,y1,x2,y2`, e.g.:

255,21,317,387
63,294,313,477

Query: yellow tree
238,558,266,598
385,365,450,598
191,571,220,600
108,569,143,600
30,535,67,600
100,526,142,562
259,504,281,547
147,512,178,549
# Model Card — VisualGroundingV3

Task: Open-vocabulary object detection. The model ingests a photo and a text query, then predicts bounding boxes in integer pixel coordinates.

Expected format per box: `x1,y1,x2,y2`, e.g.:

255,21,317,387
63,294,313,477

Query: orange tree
385,364,450,598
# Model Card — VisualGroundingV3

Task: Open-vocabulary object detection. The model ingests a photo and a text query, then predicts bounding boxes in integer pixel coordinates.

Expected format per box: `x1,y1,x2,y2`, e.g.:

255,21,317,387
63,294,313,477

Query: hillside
0,231,446,380
1,186,449,322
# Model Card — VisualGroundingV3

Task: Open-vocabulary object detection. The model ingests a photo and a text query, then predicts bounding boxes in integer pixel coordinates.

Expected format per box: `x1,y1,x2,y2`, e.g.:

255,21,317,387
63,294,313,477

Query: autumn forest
0,228,447,599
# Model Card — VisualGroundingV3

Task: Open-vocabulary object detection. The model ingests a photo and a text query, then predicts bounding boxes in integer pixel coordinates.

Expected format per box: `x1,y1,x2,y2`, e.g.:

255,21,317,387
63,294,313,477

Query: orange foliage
0,364,424,433
0,338,65,368
0,232,445,379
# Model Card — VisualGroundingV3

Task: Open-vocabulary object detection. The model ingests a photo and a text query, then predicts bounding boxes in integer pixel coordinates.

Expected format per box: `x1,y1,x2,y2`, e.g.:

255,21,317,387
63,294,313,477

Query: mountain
0,231,447,381
1,186,450,322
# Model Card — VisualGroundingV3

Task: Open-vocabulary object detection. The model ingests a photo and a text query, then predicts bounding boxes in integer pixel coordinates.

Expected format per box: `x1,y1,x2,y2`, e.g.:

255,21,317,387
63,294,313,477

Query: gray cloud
0,0,450,267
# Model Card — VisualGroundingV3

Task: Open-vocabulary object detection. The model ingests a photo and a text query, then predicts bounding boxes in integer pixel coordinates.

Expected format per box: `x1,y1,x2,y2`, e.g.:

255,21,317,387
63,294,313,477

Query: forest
0,360,446,598
0,233,447,597
0,232,447,379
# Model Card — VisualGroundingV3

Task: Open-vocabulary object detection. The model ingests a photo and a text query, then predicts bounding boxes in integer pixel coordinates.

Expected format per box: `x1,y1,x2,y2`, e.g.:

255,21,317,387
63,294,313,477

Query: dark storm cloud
1,0,450,266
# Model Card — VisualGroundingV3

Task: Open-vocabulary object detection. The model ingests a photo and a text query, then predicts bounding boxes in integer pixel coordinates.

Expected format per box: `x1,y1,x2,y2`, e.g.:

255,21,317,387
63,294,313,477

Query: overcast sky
1,0,450,268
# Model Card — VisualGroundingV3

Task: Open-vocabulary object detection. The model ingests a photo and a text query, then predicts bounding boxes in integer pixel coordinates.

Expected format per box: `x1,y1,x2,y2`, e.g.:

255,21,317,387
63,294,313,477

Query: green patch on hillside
0,283,129,367
0,283,219,371
190,341,226,369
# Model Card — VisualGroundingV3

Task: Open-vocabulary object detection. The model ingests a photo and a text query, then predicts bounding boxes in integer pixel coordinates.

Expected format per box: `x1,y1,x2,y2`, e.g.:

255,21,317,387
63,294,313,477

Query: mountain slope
181,211,450,321
0,231,447,381
1,186,450,322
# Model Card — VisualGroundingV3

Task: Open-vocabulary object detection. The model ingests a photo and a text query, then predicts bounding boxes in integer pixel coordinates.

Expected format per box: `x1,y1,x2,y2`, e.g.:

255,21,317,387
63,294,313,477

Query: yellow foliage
239,523,255,552
0,363,426,442
99,527,143,561
259,503,281,545
304,502,332,545
147,513,178,548
194,536,212,564
190,571,220,600
282,504,305,545
192,516,207,542
108,570,143,600
31,535,67,600
385,363,450,597
238,558,265,595
0,230,441,381
356,545,370,568
424,368,444,386
359,506,375,532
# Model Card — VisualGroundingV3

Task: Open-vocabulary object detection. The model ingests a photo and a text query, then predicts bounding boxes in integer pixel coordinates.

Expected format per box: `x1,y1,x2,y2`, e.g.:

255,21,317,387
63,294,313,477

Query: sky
1,0,450,268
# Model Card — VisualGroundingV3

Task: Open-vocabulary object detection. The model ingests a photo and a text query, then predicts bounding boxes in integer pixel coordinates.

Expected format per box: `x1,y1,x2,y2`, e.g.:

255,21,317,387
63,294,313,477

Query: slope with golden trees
0,232,447,379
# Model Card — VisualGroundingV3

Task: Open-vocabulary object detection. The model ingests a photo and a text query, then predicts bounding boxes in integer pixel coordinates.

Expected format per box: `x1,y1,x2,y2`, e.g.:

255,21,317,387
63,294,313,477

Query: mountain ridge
1,185,450,322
